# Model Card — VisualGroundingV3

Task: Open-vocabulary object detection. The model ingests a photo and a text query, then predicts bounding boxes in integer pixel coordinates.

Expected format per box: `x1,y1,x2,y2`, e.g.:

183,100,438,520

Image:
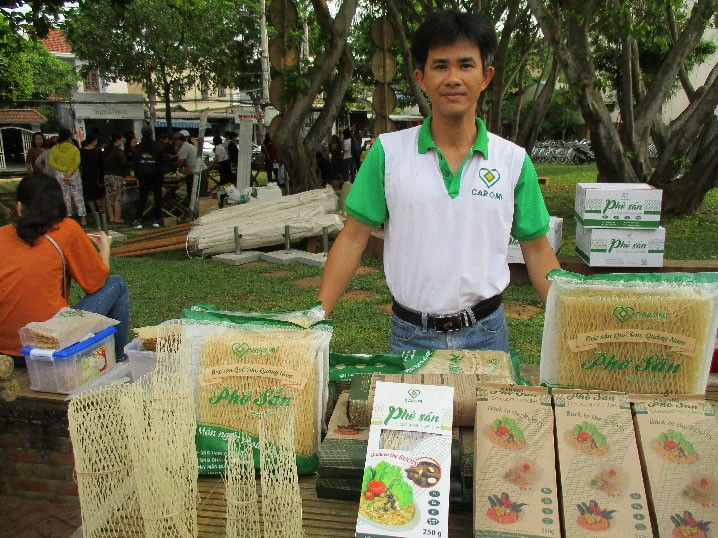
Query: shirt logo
479,168,500,188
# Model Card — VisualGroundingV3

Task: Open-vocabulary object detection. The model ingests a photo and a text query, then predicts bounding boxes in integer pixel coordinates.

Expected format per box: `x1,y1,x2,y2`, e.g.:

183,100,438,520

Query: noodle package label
553,390,653,538
355,381,454,538
473,385,560,538
632,395,717,538
541,270,718,394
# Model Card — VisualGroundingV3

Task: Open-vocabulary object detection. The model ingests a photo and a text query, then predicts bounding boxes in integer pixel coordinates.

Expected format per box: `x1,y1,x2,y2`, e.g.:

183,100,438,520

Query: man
318,10,560,353
226,131,239,175
173,131,197,201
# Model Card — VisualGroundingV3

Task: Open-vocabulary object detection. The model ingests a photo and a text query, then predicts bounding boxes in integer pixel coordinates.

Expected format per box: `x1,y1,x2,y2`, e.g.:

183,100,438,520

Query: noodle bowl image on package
541,270,718,394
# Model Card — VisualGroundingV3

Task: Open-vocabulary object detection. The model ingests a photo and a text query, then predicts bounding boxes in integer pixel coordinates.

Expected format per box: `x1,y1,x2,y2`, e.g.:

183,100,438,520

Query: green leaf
361,466,373,492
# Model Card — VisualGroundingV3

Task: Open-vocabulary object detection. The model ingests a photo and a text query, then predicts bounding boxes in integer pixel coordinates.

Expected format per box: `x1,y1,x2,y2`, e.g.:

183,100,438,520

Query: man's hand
88,231,112,269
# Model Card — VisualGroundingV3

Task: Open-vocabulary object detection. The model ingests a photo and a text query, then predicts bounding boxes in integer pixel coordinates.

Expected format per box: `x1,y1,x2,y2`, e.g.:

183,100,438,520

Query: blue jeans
75,275,130,361
388,304,509,353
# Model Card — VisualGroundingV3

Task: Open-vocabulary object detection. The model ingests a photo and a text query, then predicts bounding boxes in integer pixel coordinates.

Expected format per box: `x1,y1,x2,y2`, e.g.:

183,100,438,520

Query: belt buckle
436,312,465,332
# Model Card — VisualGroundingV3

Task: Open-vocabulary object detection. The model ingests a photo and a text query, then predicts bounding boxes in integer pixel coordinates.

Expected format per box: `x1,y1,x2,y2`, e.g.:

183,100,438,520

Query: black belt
392,294,502,332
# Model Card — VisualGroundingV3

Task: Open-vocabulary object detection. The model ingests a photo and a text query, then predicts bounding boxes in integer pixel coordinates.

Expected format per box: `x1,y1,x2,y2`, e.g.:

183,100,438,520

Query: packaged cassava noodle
20,307,119,350
329,348,525,384
631,394,717,538
186,303,331,424
541,270,718,394
348,373,479,427
473,385,560,538
168,314,332,475
553,390,653,538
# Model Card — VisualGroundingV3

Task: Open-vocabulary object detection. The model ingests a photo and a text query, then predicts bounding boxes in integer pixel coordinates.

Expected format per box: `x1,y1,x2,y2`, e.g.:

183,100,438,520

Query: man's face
174,138,183,149
414,39,494,122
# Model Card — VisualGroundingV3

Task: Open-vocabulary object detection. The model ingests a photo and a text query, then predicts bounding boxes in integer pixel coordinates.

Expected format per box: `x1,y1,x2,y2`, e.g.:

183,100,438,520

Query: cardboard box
473,385,560,538
196,196,219,217
575,223,665,267
508,216,563,264
632,395,717,538
553,390,653,538
355,381,454,537
574,183,662,228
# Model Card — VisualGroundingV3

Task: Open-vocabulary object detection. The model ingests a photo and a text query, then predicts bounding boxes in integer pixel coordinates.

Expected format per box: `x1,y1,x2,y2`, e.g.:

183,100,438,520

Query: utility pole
260,0,270,102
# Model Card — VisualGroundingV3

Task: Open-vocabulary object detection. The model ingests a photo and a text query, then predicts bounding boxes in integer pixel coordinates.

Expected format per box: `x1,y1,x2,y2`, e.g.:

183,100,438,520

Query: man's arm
520,235,561,305
318,217,374,318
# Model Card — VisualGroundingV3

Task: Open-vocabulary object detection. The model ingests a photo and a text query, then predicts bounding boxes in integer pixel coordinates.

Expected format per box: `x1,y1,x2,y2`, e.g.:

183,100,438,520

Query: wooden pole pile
188,187,344,256
112,223,193,257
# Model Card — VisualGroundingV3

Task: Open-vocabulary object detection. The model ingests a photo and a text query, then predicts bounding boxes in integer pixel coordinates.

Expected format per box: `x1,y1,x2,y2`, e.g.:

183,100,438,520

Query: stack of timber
112,223,192,257
189,186,344,257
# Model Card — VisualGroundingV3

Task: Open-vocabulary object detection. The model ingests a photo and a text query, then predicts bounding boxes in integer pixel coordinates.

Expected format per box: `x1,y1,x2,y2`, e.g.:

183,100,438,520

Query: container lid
21,325,117,359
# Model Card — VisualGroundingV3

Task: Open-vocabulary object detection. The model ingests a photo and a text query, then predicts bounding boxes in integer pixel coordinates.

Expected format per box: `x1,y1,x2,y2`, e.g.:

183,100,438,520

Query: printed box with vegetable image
553,390,653,538
632,395,717,538
574,183,662,229
473,385,560,538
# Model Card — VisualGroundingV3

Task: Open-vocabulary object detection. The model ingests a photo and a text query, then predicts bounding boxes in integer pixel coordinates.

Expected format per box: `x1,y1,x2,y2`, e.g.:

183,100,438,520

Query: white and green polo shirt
345,116,549,315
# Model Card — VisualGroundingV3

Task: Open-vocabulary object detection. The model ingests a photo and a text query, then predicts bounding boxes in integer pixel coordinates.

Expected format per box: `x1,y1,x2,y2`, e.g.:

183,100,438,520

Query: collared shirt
345,115,550,314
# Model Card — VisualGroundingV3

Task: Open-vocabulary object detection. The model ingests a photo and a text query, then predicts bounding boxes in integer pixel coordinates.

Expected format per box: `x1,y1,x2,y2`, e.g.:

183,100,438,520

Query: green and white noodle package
169,313,332,475
631,395,717,538
553,390,652,538
541,270,718,394
330,348,524,383
355,381,454,537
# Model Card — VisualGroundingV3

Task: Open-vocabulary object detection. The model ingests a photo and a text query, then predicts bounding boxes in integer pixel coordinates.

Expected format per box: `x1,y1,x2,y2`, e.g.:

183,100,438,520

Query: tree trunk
162,65,172,134
516,56,558,153
660,123,718,214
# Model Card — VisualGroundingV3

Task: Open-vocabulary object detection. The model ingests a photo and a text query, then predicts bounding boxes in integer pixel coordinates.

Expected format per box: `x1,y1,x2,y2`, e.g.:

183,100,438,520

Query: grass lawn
5,165,718,365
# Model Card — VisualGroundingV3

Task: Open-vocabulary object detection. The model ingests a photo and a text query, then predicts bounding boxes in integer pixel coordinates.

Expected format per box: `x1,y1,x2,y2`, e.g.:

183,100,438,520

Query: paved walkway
0,495,81,537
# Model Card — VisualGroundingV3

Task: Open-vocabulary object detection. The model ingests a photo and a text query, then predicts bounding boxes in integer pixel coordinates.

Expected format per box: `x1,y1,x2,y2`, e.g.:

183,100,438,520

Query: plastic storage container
21,326,117,394
124,337,157,381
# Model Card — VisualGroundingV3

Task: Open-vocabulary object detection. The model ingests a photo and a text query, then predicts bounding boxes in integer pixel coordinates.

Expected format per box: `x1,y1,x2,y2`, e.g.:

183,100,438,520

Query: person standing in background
25,132,46,175
227,131,238,176
342,128,356,183
210,134,231,184
124,132,137,170
262,133,279,183
103,134,130,224
329,134,343,182
133,126,164,229
49,129,86,226
80,135,104,224
173,131,198,203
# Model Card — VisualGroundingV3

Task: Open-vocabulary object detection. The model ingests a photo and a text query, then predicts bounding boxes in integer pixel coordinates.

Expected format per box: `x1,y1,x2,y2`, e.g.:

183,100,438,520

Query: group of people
318,126,366,186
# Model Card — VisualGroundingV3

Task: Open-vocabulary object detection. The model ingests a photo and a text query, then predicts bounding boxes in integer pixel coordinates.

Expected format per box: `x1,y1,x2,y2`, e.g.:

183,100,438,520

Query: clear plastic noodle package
166,311,332,475
541,270,718,394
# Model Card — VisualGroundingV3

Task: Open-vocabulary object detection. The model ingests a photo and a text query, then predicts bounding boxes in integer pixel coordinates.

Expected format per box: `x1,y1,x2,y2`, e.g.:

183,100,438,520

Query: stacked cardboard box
574,183,665,267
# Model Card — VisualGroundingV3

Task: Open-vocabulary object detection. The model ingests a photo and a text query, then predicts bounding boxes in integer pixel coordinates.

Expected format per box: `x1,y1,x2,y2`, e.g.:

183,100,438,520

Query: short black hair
411,10,497,72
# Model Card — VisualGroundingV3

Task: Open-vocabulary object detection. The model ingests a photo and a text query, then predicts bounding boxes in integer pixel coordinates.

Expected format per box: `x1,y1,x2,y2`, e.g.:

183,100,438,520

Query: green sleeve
511,153,550,241
344,138,388,227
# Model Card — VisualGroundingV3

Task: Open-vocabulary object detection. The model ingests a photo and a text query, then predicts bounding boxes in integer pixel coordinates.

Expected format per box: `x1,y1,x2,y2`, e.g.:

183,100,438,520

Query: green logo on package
408,389,421,399
479,168,500,188
231,342,251,359
612,306,635,324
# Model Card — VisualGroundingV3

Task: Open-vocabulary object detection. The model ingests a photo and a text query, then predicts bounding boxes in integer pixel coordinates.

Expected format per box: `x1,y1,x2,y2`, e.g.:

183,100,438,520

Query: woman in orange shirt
0,175,130,364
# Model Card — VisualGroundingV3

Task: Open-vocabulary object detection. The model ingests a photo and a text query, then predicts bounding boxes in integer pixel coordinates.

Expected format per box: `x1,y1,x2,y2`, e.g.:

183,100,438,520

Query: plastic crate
124,337,157,381
21,326,117,394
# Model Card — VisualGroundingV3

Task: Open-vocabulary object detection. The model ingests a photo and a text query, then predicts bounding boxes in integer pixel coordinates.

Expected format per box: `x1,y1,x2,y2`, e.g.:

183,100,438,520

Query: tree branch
666,2,696,100
386,0,430,117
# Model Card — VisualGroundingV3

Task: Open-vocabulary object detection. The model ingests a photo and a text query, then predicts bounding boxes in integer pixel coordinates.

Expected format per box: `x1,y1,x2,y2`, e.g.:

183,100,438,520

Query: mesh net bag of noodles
68,358,197,537
161,313,332,475
224,432,261,538
540,270,718,394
